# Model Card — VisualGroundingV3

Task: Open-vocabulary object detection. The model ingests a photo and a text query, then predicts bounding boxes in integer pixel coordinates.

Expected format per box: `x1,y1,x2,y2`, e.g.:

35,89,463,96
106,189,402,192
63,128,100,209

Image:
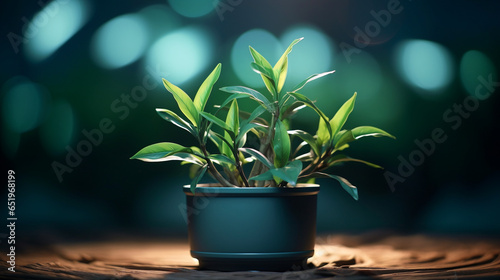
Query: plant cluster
131,38,394,200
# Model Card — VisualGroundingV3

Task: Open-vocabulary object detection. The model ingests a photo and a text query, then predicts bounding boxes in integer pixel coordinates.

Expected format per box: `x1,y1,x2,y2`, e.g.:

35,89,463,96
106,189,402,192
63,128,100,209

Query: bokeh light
459,50,497,96
2,79,48,133
395,39,453,94
24,0,91,62
330,51,382,101
327,51,401,125
137,5,181,43
168,0,217,18
280,25,334,88
91,14,149,69
40,100,75,156
231,29,282,89
145,26,214,85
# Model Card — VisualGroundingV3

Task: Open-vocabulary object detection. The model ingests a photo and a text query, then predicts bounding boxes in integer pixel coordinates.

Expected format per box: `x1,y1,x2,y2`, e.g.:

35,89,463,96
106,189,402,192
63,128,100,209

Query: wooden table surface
2,233,500,279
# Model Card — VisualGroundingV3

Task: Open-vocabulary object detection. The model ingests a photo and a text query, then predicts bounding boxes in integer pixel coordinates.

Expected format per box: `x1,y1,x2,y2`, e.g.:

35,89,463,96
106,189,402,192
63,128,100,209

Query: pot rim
183,183,320,196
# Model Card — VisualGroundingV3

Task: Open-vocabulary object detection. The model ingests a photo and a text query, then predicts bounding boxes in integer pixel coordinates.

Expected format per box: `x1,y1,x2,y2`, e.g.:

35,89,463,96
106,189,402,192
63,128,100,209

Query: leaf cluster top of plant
131,38,395,200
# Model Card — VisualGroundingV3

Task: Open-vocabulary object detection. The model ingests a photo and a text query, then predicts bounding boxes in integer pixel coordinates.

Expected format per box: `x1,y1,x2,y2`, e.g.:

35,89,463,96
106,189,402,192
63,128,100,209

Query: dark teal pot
183,184,319,271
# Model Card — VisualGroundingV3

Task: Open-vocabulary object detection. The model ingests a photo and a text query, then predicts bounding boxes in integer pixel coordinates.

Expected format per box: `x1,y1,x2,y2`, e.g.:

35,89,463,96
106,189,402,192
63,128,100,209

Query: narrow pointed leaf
276,58,288,95
219,86,274,113
138,152,205,165
351,126,395,139
190,164,208,193
209,131,234,151
335,126,395,148
314,172,358,200
288,130,320,156
249,160,303,186
249,169,274,182
193,63,221,112
329,92,357,139
162,78,199,126
288,91,332,140
236,123,263,143
250,62,274,80
249,46,276,94
249,46,273,72
273,119,291,168
327,154,383,169
317,118,330,147
131,142,190,160
270,160,302,186
200,112,233,134
294,152,314,162
156,108,197,136
281,102,307,119
239,147,273,169
226,99,239,135
219,92,251,110
241,105,267,127
190,147,205,158
208,131,230,155
273,37,303,93
209,154,236,166
290,70,336,93
333,130,350,148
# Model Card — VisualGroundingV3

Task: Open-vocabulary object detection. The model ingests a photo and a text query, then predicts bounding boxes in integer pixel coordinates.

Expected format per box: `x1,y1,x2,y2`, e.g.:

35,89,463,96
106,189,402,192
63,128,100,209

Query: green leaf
249,160,303,186
290,70,336,93
250,62,274,80
226,99,239,135
327,154,383,169
156,108,197,136
162,78,199,126
190,164,208,193
335,126,395,149
276,59,288,95
137,152,205,165
209,154,236,166
190,146,205,157
351,126,395,140
130,142,189,161
193,63,221,112
241,105,267,127
200,112,233,134
333,130,350,148
239,147,273,169
221,100,239,162
248,169,274,182
236,123,263,143
273,37,303,93
288,91,332,140
329,92,357,140
249,46,276,95
271,160,302,186
208,131,229,155
288,130,320,156
317,118,330,147
220,86,274,113
209,131,233,151
273,119,291,168
314,172,358,200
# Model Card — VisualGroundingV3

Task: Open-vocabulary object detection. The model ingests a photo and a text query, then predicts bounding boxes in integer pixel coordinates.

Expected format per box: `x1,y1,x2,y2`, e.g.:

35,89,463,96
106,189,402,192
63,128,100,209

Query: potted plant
131,38,394,271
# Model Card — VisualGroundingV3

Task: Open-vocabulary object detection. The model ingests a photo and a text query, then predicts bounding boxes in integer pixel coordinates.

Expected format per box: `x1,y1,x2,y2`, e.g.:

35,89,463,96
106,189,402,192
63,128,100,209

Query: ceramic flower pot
183,184,319,271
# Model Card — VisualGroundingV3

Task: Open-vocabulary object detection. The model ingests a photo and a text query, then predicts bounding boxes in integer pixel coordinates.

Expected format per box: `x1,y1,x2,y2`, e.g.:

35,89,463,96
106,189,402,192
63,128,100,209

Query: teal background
1,0,499,239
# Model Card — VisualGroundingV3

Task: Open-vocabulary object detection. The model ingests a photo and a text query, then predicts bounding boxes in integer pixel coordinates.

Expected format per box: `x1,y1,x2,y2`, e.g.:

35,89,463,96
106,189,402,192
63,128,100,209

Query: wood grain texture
1,234,499,279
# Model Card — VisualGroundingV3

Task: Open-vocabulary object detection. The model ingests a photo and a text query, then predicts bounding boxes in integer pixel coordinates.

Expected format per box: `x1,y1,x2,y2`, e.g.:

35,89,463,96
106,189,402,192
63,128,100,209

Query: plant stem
231,146,250,187
300,147,332,178
200,143,237,187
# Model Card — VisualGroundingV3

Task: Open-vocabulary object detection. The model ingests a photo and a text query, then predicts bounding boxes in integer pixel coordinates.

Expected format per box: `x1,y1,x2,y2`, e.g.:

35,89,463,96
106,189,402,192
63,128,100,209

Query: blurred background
1,0,499,241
